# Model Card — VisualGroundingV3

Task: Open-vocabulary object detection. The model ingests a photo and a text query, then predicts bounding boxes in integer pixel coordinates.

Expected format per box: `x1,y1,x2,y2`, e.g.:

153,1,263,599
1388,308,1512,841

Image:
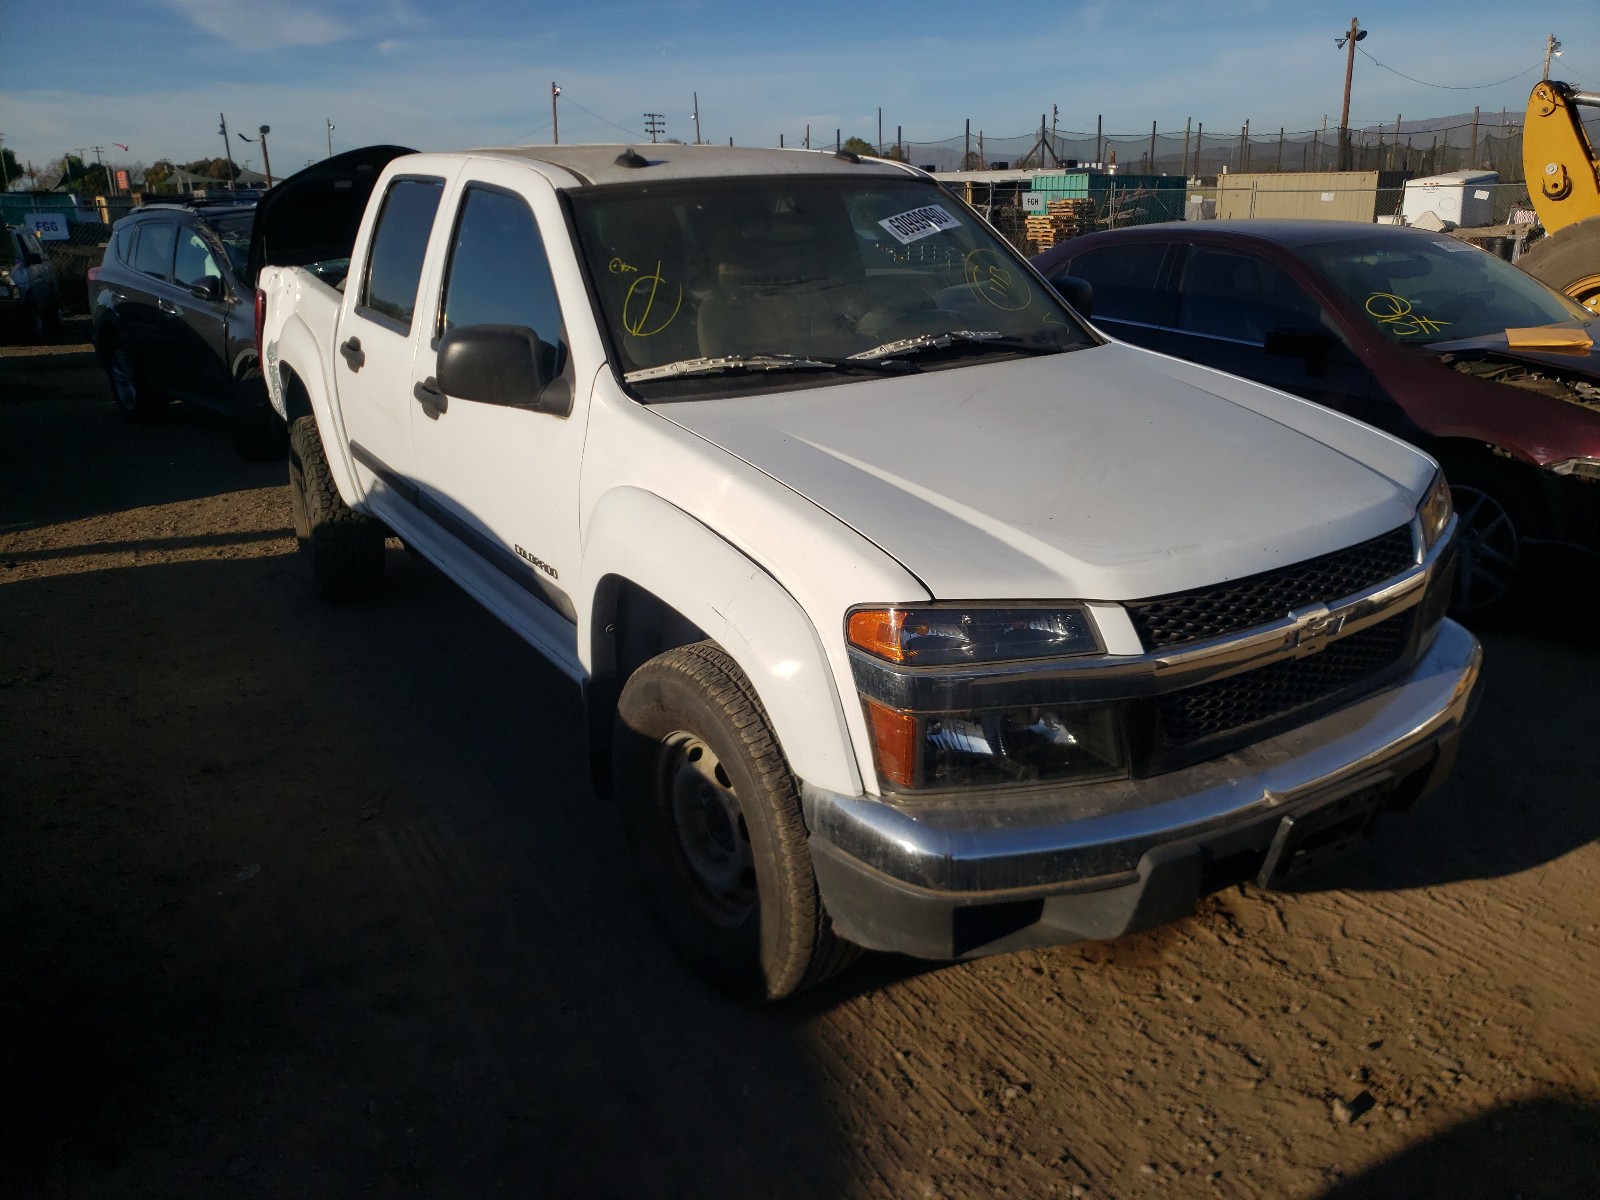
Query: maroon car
1034,220,1600,614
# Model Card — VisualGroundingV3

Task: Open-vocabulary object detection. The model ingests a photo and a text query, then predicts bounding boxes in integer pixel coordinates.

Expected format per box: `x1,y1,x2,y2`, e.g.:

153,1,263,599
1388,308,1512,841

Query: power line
1356,47,1540,91
560,96,647,141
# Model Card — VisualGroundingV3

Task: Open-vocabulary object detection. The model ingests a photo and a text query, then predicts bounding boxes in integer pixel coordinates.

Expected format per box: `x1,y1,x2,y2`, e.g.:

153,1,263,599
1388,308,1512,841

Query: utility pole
804,123,810,150
258,127,273,187
1148,121,1157,175
218,114,238,190
1335,18,1365,171
326,118,335,158
551,82,561,144
1193,122,1203,176
1544,33,1562,80
0,132,9,190
1094,114,1102,167
965,118,971,171
878,107,883,154
692,93,701,145
1181,118,1191,180
644,113,665,142
90,145,107,192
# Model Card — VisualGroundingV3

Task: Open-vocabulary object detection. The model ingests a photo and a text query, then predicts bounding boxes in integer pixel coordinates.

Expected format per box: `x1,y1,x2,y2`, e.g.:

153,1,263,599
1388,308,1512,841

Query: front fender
579,486,863,798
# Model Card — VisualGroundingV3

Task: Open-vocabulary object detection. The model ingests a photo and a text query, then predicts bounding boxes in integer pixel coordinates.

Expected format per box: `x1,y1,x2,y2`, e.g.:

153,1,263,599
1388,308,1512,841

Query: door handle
340,337,365,371
158,298,181,315
413,376,447,417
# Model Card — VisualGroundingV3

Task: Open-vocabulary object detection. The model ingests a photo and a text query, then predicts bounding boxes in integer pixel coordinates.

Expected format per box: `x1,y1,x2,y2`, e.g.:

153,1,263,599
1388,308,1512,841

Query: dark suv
89,202,283,458
1,223,63,343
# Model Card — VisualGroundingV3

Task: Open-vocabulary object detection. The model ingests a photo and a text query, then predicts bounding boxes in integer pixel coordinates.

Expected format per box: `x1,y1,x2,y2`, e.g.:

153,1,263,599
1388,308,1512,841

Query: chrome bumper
802,618,1482,958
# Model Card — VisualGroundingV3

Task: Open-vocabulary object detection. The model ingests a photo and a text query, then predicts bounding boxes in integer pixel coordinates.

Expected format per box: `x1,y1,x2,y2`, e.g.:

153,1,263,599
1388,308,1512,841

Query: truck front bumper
802,618,1482,960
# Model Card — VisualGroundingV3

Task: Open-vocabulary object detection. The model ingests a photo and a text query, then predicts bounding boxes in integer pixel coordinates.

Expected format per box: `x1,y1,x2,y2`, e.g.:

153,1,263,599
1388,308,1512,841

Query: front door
406,167,588,637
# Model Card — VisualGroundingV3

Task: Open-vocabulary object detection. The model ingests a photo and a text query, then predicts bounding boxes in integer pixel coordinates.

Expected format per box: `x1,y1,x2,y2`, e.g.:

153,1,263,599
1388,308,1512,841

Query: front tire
287,414,386,602
614,642,859,1001
1447,467,1536,617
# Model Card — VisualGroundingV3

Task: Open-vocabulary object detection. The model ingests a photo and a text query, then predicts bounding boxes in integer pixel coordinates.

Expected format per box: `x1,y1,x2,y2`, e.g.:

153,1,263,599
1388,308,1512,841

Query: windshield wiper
624,353,913,383
848,330,1059,363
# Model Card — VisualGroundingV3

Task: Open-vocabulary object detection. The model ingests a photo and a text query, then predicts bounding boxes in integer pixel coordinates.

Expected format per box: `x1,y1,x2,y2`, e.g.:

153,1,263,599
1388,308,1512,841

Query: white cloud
162,0,349,49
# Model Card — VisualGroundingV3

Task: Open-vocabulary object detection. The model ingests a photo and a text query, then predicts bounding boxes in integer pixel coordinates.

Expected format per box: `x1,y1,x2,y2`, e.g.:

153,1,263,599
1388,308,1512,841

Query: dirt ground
2,321,1598,1200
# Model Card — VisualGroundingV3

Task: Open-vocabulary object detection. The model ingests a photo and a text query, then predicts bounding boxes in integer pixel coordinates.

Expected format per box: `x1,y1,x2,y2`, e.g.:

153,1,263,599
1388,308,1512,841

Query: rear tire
231,371,287,460
614,642,860,1002
287,414,386,602
106,343,165,421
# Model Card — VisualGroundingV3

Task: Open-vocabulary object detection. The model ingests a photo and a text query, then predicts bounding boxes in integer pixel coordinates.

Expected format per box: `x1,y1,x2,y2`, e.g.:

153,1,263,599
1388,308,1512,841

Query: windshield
1300,233,1593,345
206,212,253,277
568,174,1093,393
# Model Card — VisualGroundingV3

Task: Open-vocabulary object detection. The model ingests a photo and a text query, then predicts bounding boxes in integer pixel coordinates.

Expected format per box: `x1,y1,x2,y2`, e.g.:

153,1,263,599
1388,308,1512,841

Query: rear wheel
106,344,164,421
287,414,386,602
614,642,859,1001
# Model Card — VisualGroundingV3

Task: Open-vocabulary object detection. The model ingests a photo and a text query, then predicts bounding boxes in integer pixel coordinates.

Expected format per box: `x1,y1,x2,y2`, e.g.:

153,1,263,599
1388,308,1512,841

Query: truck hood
657,344,1429,601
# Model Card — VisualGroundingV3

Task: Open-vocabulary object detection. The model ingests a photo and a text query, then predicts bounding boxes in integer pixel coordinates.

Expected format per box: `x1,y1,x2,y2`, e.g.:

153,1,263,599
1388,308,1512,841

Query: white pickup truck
253,144,1480,1000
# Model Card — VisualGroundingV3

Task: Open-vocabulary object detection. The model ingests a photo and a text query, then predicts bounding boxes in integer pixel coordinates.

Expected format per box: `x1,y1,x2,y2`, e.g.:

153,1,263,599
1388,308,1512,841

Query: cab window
361,177,444,329
441,185,564,347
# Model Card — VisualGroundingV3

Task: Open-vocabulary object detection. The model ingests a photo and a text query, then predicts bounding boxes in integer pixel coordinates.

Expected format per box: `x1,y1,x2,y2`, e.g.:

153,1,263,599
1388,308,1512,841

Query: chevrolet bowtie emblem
1288,604,1347,658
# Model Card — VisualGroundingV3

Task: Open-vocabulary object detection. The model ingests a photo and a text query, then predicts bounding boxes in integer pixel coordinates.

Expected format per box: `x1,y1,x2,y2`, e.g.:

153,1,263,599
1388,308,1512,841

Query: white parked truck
252,144,1480,1000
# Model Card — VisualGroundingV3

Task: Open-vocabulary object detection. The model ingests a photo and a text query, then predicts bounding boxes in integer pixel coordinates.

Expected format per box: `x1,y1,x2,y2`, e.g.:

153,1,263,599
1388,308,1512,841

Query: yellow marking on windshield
608,257,639,274
622,261,682,337
1365,292,1450,337
963,249,1033,312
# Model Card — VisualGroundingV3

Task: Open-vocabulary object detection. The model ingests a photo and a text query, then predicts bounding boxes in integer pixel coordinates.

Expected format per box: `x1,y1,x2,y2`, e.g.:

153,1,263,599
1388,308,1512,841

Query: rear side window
1066,243,1169,324
132,221,177,281
0,232,17,267
361,178,444,329
441,186,564,343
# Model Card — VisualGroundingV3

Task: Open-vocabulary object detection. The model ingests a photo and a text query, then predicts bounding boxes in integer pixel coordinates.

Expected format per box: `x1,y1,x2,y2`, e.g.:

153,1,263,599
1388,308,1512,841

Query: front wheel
1448,472,1531,617
614,642,859,1001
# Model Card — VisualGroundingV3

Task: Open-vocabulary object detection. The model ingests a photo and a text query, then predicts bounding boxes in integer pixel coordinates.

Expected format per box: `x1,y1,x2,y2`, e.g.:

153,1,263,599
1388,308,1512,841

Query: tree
144,160,177,192
961,151,984,170
0,145,20,191
841,136,876,158
180,157,240,184
881,144,908,162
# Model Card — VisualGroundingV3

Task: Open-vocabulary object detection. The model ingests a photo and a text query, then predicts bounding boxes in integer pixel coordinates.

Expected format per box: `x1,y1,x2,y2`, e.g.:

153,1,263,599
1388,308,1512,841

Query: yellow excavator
1520,79,1600,310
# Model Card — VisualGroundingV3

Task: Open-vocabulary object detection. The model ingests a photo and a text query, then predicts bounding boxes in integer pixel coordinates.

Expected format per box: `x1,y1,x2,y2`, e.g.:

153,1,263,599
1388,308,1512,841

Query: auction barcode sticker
879,204,961,244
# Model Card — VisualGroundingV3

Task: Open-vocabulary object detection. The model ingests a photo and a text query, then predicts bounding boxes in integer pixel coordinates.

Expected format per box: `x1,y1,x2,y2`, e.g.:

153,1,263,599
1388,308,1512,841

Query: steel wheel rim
1565,272,1600,314
1451,484,1520,613
661,731,756,926
110,351,138,412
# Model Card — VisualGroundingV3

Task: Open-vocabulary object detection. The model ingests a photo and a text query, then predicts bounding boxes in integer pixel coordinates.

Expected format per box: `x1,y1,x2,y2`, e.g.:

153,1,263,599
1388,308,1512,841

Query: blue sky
3,0,1598,179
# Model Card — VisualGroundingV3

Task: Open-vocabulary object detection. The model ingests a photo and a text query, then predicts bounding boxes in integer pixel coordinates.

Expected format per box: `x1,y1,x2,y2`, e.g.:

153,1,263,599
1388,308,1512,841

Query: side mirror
436,324,557,410
187,275,226,302
1046,271,1093,319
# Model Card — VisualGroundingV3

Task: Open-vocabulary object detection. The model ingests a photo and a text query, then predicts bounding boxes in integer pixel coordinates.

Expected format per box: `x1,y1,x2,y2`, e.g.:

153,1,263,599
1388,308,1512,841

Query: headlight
862,696,1127,791
847,604,1101,666
1417,470,1453,553
848,604,1123,792
1549,457,1600,482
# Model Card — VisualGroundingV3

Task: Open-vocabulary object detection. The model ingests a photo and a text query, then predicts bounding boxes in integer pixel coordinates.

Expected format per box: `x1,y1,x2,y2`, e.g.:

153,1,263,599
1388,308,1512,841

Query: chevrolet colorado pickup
253,144,1481,1000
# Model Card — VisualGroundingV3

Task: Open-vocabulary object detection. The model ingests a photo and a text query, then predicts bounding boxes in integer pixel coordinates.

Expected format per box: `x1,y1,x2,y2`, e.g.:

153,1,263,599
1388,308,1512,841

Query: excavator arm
1519,80,1600,309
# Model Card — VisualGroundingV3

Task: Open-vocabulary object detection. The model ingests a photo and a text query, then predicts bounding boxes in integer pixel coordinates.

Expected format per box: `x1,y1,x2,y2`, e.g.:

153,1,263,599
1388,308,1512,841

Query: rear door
1058,241,1174,345
121,218,182,389
333,172,452,498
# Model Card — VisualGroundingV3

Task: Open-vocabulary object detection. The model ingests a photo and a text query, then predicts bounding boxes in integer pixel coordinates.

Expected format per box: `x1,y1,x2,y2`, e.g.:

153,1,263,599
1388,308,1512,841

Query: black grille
1156,616,1412,746
1126,526,1416,650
